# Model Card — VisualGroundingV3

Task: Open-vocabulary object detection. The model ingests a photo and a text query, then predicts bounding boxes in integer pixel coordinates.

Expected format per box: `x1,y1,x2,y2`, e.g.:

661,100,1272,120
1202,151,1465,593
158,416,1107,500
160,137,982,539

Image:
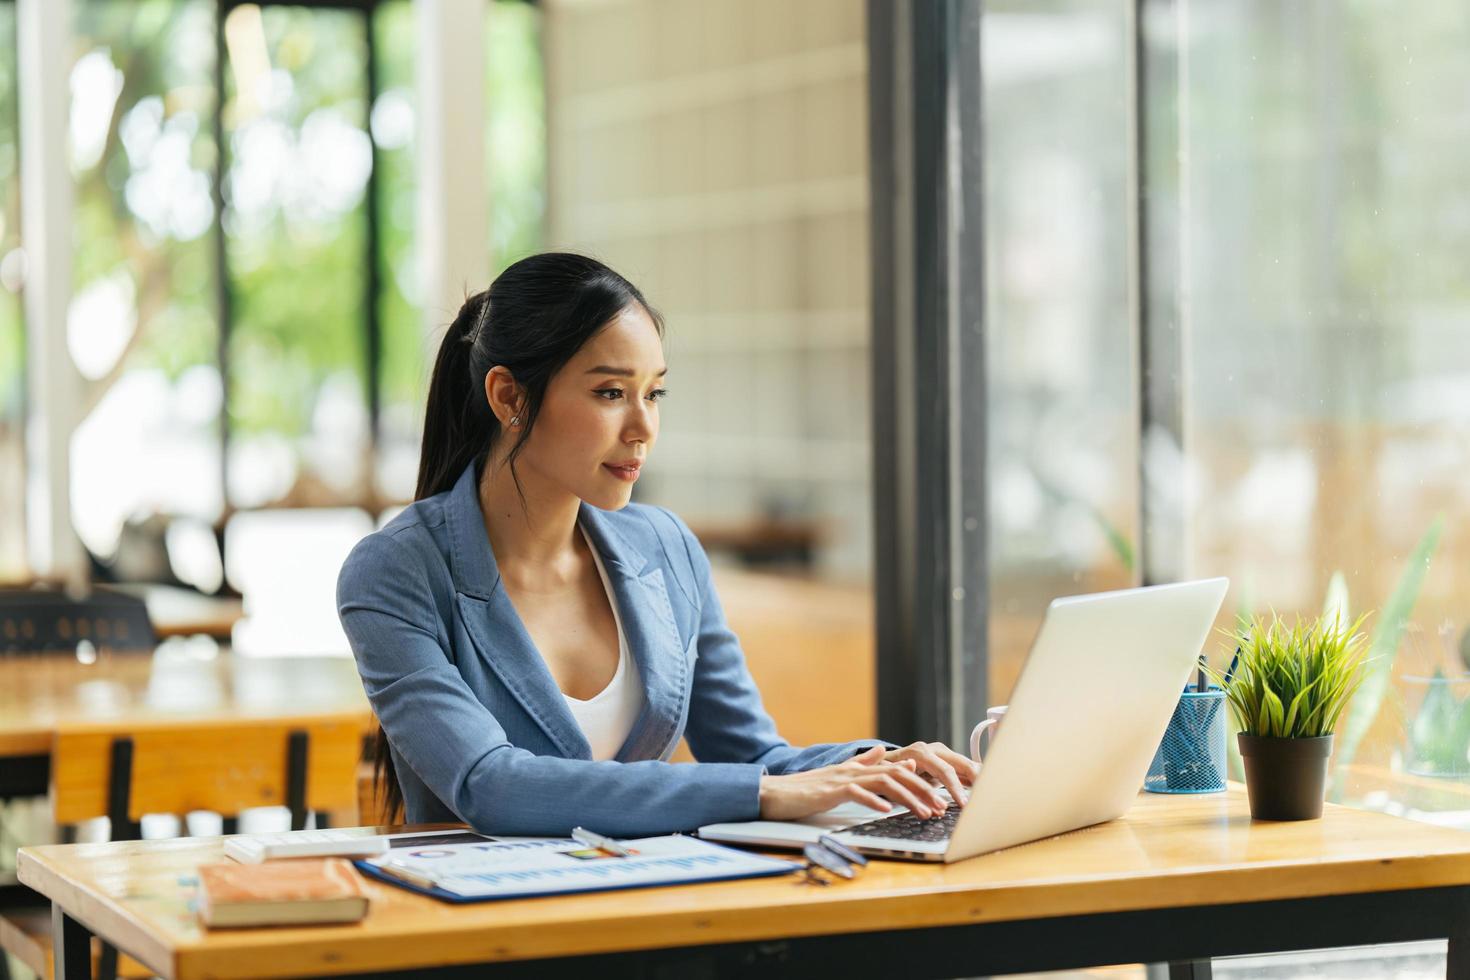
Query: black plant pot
1237,733,1334,820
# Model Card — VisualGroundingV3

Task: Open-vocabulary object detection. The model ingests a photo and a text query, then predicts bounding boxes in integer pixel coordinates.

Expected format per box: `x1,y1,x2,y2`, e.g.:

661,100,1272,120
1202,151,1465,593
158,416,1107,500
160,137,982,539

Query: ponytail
371,253,663,824
415,294,495,500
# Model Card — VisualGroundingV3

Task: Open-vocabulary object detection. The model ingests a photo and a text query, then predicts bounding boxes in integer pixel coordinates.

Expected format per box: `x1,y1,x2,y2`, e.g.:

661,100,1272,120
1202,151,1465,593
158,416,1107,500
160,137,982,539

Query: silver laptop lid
941,577,1228,862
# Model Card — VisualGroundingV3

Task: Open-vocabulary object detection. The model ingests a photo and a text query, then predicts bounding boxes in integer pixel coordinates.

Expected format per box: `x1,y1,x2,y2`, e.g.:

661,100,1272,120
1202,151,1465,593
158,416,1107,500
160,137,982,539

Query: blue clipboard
354,844,799,904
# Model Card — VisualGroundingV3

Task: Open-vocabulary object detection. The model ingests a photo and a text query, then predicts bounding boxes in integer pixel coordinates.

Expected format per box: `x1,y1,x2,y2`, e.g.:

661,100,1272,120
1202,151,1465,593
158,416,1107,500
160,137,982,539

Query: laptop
698,577,1229,863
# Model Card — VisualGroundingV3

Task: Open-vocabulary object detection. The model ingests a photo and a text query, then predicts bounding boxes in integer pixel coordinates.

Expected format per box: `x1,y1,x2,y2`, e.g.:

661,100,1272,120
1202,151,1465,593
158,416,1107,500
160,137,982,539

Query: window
1151,0,1470,817
222,3,372,510
973,0,1470,825
485,0,544,270
982,0,1139,705
70,0,223,579
10,0,552,652
9,0,549,588
369,0,419,502
371,0,549,504
221,0,550,653
0,0,22,580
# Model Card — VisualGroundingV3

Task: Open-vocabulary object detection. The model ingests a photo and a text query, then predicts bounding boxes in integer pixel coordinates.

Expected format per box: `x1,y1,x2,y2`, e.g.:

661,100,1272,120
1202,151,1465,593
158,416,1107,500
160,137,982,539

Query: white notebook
224,830,393,864
223,827,491,864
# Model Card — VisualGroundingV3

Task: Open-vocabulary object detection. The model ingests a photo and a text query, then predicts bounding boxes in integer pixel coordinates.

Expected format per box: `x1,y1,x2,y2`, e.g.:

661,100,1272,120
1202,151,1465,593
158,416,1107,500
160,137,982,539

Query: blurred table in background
109,585,245,641
687,518,826,568
0,646,371,800
0,648,370,976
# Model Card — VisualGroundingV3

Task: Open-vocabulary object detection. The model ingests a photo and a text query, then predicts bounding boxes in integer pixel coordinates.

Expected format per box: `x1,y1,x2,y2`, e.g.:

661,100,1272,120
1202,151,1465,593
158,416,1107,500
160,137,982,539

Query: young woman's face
517,303,666,511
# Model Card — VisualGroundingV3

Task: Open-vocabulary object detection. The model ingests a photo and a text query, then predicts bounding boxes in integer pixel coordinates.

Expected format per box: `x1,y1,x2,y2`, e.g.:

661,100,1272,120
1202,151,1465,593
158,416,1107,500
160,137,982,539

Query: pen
570,826,632,856
377,860,439,891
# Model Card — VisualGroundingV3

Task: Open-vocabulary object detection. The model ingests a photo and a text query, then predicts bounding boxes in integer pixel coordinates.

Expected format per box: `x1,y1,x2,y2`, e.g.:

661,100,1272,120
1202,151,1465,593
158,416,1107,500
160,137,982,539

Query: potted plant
1211,612,1371,820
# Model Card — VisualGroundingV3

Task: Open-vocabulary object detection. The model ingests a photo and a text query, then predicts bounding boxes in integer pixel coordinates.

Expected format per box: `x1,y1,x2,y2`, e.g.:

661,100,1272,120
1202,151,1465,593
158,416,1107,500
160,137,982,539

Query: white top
562,525,645,761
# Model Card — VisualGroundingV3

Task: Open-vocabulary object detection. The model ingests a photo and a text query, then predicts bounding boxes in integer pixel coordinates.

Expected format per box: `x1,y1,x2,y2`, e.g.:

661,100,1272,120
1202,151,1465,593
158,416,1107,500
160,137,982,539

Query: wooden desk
18,789,1470,979
0,649,371,799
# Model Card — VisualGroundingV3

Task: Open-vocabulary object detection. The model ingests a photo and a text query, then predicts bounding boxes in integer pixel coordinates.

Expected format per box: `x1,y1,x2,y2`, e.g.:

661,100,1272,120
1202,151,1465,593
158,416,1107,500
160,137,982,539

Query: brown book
197,858,370,928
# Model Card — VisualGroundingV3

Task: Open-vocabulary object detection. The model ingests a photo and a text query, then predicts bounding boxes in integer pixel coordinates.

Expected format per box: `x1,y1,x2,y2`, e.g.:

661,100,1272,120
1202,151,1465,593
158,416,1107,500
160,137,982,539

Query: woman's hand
758,746,953,822
881,741,982,806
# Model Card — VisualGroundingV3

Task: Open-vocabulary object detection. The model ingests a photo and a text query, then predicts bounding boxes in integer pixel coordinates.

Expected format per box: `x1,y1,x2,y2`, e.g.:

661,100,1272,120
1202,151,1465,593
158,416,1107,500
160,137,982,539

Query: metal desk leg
97,941,118,980
51,903,93,980
1169,961,1213,980
1447,884,1470,979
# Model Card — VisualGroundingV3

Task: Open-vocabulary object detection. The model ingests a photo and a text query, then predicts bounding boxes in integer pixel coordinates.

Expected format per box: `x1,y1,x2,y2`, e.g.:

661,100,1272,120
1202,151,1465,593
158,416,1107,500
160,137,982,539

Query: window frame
868,0,1173,745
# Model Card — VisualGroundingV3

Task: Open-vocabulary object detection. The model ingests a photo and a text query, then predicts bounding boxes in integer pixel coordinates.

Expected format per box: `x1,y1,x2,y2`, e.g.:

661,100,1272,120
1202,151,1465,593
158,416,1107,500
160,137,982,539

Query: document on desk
358,835,799,901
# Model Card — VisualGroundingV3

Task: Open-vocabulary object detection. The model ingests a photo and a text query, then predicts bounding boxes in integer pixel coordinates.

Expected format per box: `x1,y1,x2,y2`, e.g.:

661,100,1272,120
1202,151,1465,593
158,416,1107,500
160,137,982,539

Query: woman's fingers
893,741,981,790
828,742,979,820
914,749,966,805
868,763,946,817
845,783,892,813
849,746,916,772
868,773,933,818
887,761,947,812
933,743,982,784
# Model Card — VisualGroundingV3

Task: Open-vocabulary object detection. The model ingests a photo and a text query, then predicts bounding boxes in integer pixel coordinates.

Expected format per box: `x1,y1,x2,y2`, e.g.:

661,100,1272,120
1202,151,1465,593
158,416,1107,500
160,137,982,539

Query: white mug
969,705,1008,763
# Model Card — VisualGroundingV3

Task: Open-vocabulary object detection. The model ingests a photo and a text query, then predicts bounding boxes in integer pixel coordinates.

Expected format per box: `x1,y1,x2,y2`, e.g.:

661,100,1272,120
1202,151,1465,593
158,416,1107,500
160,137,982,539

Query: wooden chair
356,761,396,828
1,715,361,980
355,721,402,830
0,585,151,978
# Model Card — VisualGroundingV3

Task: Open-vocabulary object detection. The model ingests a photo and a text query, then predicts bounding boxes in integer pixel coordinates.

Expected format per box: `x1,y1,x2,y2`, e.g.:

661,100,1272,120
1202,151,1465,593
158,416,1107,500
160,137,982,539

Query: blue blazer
336,462,888,837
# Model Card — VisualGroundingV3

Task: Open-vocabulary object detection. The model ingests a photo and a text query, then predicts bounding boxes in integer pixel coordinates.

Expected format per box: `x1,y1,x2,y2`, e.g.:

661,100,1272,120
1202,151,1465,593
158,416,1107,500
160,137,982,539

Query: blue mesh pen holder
1145,686,1227,794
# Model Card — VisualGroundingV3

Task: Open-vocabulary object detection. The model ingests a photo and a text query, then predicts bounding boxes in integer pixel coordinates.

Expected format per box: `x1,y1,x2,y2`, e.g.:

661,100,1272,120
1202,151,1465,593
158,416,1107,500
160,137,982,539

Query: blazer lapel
457,591,594,760
579,505,691,763
444,464,593,760
442,463,690,763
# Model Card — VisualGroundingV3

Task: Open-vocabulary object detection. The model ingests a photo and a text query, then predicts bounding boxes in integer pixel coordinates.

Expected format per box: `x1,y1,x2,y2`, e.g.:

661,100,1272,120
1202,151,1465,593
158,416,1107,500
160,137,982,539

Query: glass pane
0,1,22,579
70,0,223,581
369,0,548,506
223,4,370,509
983,0,1139,709
486,0,544,271
1155,0,1470,818
371,0,420,503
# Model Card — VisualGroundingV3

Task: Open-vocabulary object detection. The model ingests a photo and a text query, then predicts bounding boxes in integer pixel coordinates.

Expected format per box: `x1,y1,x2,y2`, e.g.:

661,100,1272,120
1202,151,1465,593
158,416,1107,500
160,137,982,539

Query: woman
337,252,979,836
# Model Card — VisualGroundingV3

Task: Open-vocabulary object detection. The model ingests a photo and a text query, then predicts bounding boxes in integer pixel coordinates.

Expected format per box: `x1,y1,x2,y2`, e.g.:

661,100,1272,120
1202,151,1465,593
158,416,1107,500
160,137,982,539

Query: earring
509,415,520,426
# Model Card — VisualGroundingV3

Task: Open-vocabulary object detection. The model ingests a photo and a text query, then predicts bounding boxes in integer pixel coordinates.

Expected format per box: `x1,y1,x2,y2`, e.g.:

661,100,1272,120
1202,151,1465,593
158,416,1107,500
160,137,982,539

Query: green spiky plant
1211,613,1373,739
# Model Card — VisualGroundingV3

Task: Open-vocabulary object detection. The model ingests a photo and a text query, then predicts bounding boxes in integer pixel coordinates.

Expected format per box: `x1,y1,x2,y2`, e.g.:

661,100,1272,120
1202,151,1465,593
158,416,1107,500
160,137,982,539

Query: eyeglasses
797,834,868,885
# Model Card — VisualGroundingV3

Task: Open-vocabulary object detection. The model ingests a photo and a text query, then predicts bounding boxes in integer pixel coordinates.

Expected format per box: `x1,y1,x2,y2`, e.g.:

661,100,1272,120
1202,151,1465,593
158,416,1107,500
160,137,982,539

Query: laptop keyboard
846,806,962,842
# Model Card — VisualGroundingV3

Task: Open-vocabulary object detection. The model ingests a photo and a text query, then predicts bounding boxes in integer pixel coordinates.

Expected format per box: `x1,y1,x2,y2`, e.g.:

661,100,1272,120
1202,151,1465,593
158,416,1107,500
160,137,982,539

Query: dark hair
372,252,663,823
